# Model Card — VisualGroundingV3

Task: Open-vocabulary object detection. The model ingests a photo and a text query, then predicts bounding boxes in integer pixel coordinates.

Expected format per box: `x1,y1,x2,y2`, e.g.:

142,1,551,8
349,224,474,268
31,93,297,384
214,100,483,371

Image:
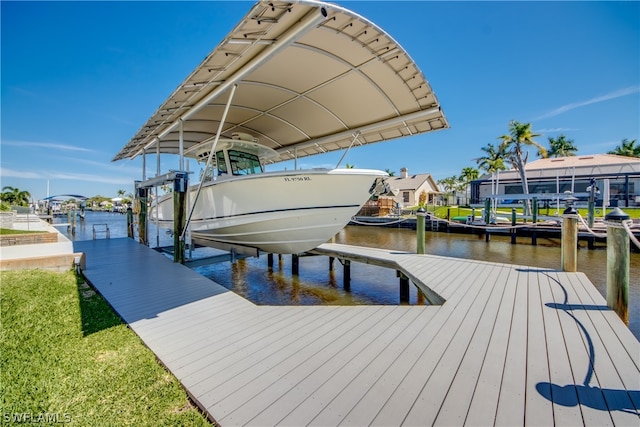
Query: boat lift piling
136,187,149,246
605,207,630,324
173,173,189,264
134,171,190,263
126,207,134,239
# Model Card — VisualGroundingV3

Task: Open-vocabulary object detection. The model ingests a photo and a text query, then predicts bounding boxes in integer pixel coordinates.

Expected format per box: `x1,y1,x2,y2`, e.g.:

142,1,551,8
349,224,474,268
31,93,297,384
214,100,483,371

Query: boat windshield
216,151,227,175
228,150,263,175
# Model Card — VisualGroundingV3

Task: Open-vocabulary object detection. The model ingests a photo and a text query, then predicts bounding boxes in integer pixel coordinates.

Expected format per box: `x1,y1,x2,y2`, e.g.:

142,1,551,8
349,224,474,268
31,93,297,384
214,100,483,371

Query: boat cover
113,0,449,163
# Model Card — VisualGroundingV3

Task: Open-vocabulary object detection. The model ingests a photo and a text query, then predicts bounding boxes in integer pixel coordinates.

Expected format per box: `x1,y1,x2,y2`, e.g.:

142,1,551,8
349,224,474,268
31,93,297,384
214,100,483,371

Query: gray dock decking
74,238,639,426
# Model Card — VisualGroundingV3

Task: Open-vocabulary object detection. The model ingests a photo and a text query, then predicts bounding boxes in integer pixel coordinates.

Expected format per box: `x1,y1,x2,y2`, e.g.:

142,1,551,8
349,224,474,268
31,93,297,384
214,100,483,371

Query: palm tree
1,186,31,206
384,168,396,177
608,138,639,158
437,176,460,206
547,134,578,158
459,167,479,206
498,120,545,215
474,143,508,174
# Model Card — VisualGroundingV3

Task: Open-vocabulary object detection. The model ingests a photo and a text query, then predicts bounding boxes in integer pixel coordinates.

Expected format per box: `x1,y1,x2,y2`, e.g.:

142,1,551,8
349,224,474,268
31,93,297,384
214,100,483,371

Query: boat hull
151,169,387,253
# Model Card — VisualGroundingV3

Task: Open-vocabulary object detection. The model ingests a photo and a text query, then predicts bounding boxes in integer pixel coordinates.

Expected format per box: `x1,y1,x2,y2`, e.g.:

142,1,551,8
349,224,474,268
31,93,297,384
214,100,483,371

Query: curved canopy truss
113,0,449,163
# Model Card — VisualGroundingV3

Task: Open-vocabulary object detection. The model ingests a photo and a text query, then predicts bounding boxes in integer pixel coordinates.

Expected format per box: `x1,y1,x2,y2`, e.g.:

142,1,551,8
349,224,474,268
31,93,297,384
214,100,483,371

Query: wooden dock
74,238,639,426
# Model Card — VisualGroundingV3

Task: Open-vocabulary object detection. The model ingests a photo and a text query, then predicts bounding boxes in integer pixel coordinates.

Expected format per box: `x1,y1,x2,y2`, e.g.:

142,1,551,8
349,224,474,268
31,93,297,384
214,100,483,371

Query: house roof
113,0,448,163
477,154,640,182
525,154,640,170
387,173,440,193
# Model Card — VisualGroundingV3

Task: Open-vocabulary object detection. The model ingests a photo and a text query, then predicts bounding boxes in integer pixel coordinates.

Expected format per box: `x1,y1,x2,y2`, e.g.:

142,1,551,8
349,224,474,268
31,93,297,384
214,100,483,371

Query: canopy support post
335,131,361,169
180,84,238,243
179,119,184,172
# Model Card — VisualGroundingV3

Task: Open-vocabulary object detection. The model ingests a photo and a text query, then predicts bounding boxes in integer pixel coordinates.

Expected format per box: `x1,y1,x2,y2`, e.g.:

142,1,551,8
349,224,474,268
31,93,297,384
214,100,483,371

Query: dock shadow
76,273,123,336
538,272,640,416
536,382,640,415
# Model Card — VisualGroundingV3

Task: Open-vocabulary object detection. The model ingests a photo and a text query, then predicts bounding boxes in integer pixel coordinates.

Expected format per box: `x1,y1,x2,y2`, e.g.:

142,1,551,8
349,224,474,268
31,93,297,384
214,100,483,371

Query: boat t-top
112,0,449,254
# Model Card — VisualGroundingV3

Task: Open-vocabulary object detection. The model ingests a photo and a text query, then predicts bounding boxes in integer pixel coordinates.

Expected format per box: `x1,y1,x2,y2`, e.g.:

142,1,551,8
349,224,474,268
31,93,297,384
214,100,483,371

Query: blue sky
2,1,638,201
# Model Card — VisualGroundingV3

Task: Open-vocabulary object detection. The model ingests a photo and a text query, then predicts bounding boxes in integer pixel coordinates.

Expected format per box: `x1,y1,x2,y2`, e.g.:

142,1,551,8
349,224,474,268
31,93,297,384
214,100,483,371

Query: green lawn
0,228,47,235
1,269,213,426
428,206,640,220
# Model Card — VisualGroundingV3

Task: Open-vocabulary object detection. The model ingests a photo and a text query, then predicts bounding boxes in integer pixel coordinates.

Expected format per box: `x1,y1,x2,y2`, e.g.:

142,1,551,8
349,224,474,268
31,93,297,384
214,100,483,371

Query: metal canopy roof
113,0,449,163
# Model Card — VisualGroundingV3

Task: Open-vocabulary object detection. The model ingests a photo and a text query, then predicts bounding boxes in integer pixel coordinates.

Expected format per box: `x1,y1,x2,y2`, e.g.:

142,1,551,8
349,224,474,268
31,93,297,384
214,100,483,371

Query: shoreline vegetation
0,269,213,426
412,206,640,220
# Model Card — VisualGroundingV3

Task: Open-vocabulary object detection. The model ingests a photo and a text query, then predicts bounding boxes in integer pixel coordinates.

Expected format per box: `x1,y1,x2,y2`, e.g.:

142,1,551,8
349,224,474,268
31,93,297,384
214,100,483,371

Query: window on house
403,191,410,203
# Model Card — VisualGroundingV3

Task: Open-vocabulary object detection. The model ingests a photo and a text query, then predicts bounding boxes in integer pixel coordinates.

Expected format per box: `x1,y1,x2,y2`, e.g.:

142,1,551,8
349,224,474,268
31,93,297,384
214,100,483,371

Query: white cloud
534,86,640,121
0,166,133,184
2,140,93,152
536,127,579,133
49,172,134,185
0,168,42,179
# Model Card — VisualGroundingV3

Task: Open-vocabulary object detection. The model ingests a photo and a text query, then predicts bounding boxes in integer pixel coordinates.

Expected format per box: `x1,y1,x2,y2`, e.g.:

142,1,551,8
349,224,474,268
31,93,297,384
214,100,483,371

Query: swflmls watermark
3,412,72,424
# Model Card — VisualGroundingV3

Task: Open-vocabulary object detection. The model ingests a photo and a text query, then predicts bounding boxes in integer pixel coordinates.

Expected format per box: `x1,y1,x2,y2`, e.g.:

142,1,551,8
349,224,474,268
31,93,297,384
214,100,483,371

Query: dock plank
73,239,639,426
524,268,555,427
494,265,529,426
219,307,421,426
369,262,495,426
461,264,518,426
401,262,508,426
432,264,512,426
561,273,640,426
549,271,616,426
538,270,586,426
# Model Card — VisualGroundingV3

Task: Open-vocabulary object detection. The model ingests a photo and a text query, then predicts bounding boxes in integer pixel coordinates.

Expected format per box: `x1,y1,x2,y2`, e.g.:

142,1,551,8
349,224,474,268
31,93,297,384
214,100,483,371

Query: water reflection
195,254,425,306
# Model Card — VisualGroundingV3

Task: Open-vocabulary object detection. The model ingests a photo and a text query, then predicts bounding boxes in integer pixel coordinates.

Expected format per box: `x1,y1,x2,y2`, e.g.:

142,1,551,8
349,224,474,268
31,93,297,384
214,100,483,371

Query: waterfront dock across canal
74,238,639,426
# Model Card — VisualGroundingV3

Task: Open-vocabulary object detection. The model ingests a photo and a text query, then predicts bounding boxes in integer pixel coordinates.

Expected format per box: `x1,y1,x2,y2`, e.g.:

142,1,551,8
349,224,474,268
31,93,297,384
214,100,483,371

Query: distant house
470,154,640,207
387,168,442,207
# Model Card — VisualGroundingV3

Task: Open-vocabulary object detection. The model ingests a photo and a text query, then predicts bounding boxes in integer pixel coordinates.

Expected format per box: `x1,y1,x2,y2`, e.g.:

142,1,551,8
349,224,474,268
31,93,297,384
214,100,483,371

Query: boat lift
134,170,190,263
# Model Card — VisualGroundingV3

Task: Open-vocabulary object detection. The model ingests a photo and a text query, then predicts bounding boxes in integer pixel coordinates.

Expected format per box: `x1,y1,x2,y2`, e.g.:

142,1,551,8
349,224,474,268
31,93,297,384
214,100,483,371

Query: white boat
114,1,449,256
151,133,388,253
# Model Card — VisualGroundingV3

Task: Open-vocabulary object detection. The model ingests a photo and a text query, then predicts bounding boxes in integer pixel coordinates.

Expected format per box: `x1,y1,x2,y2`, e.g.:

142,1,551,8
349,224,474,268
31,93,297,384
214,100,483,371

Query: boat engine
369,177,397,197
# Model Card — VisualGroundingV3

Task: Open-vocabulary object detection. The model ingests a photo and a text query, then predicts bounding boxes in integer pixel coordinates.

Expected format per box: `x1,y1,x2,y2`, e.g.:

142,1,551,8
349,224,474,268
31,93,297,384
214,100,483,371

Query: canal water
56,211,639,339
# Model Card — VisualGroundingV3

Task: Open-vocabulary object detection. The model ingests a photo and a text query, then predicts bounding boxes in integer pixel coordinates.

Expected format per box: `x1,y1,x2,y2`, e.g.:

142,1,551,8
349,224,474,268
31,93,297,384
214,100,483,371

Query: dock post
267,253,274,270
511,208,517,244
605,207,630,324
587,177,597,228
531,198,538,246
561,206,578,272
137,187,149,246
292,254,299,276
329,256,335,271
398,271,410,304
126,207,134,239
343,260,351,291
173,172,188,263
484,198,490,224
416,207,426,254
